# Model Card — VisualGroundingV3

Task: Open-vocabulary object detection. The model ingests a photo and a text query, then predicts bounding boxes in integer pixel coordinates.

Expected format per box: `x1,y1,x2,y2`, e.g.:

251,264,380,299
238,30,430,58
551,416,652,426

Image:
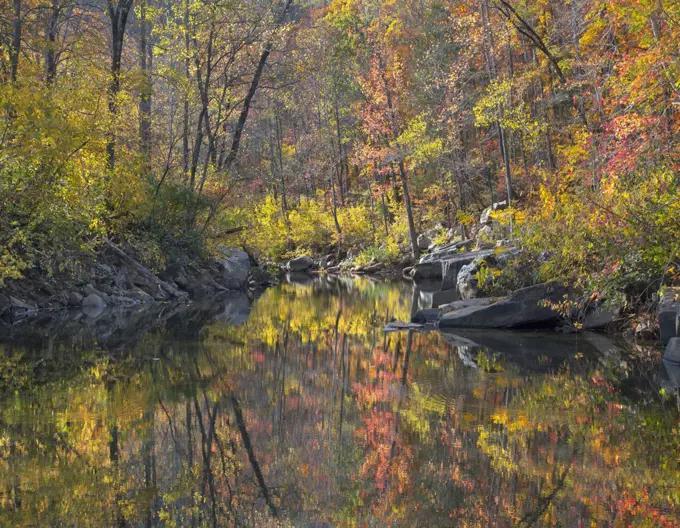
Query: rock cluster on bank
0,244,274,319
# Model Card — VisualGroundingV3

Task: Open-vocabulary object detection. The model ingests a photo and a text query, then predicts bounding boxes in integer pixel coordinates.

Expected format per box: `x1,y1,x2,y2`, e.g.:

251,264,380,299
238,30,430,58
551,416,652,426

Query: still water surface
0,277,678,527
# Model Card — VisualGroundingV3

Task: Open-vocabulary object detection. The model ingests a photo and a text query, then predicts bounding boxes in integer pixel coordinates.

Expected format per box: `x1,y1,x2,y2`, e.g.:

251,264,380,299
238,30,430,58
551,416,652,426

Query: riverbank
0,239,277,320
2,217,678,353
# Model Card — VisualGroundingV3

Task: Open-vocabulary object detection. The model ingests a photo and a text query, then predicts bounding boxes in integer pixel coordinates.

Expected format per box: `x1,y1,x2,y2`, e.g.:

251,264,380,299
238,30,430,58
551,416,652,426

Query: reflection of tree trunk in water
392,334,402,374
401,331,412,387
109,422,126,528
338,335,347,446
386,331,413,486
193,395,219,528
186,400,197,528
517,458,574,528
332,309,342,453
144,412,152,528
9,439,21,510
230,393,278,519
410,285,420,321
278,326,289,441
106,380,126,528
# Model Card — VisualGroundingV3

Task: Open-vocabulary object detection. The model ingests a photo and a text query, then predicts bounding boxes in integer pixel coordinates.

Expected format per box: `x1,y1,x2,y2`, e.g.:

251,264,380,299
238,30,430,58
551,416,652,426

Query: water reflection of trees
0,278,678,526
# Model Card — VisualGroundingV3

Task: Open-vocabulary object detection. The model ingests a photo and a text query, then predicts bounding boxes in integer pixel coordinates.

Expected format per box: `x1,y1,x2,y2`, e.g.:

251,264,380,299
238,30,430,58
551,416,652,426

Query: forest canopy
1,0,679,301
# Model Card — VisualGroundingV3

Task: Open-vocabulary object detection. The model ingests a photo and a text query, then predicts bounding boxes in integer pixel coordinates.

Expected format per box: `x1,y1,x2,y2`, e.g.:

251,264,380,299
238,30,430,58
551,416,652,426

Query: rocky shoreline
2,201,678,352
0,243,276,321
400,202,680,349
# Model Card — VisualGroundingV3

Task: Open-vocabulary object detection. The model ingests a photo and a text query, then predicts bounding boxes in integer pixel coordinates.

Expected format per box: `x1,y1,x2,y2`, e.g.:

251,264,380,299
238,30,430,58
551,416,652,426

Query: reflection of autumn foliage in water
0,279,678,527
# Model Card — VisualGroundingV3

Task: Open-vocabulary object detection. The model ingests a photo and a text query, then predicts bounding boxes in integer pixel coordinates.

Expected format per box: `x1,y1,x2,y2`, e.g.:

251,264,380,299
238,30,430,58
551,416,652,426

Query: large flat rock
439,282,570,329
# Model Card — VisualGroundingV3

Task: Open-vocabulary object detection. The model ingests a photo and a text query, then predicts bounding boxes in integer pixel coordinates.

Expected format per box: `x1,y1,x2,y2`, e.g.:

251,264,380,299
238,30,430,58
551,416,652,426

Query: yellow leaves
456,211,475,227
397,114,443,168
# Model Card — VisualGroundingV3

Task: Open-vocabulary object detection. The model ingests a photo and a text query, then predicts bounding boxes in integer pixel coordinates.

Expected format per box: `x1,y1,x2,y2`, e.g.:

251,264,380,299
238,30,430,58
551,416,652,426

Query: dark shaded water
0,277,678,527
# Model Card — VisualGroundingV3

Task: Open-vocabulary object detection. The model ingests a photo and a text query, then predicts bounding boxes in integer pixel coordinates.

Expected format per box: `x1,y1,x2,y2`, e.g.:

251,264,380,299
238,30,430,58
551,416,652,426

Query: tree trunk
10,0,22,83
44,0,59,83
398,160,420,260
106,0,134,173
378,52,419,260
182,3,190,178
138,0,152,166
222,0,293,171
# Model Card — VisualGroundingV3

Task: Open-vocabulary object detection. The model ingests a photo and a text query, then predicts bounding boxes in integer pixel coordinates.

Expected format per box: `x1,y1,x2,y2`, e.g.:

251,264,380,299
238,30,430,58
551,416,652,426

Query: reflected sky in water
0,276,678,527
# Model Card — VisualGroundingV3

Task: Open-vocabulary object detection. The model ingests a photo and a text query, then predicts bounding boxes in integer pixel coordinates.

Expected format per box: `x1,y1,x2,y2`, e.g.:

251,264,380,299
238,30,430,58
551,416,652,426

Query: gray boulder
220,248,252,290
457,261,481,300
441,249,494,290
248,266,273,287
658,288,679,345
83,284,110,304
68,292,84,306
417,234,432,251
411,260,443,280
411,249,495,289
663,337,680,364
476,225,494,248
411,308,441,324
81,293,107,309
456,251,513,300
286,255,315,272
419,239,473,263
431,289,458,308
9,296,38,313
581,305,618,330
439,282,570,329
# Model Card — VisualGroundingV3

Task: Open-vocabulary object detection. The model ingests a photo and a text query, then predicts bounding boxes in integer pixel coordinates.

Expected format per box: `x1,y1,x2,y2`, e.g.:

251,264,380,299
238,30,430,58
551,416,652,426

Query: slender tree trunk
182,4,190,178
334,99,346,205
329,166,341,235
10,0,21,83
44,0,59,83
482,0,513,205
273,115,288,215
222,0,293,171
138,0,152,166
106,0,134,173
378,53,419,260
